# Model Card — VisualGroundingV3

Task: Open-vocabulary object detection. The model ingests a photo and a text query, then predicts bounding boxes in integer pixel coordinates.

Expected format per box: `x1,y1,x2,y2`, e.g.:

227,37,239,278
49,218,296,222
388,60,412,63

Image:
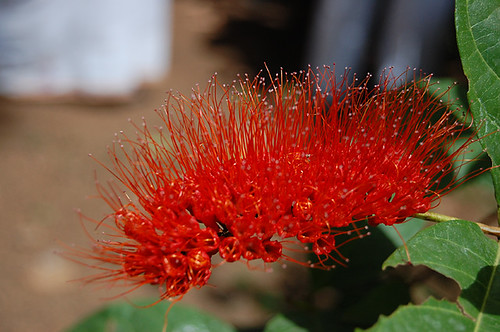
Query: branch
413,212,500,237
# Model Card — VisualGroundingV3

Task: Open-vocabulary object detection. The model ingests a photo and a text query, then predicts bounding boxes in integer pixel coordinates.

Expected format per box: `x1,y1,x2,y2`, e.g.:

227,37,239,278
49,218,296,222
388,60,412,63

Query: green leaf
456,0,500,210
383,220,500,331
263,314,309,332
65,299,236,332
358,297,475,332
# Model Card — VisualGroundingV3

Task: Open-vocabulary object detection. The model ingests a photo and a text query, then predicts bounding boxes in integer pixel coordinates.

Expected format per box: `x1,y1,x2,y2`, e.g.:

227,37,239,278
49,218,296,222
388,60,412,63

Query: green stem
413,212,500,237
413,212,458,223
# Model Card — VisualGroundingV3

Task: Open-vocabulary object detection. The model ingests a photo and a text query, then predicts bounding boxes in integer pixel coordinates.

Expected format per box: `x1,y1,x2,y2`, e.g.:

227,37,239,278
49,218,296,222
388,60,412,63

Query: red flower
74,66,479,300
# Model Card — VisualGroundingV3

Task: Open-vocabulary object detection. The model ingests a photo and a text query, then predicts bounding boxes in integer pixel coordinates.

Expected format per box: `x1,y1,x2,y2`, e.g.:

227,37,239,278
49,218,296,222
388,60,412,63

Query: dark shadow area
208,0,464,81
461,265,500,316
208,0,316,75
278,225,410,332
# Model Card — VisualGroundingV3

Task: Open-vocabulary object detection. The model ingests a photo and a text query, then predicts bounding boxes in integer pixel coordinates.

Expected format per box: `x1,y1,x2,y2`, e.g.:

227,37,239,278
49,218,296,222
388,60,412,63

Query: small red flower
73,66,479,300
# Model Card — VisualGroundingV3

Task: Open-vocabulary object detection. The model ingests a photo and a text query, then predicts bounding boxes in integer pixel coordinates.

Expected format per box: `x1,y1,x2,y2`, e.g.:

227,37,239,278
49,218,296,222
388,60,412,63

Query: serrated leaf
383,220,500,331
263,314,309,332
357,297,474,332
65,299,236,332
456,0,500,210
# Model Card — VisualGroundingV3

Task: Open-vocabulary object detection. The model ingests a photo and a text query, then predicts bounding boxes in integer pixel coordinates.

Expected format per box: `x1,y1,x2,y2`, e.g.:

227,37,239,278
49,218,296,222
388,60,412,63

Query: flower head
73,66,479,300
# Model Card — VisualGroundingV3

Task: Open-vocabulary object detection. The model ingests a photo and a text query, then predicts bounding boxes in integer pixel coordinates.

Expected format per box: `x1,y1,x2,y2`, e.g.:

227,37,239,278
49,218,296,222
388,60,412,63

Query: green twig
414,212,500,237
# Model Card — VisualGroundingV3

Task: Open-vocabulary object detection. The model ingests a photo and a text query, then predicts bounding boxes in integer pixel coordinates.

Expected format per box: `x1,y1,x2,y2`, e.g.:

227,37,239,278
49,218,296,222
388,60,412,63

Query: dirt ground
0,2,268,331
0,1,498,332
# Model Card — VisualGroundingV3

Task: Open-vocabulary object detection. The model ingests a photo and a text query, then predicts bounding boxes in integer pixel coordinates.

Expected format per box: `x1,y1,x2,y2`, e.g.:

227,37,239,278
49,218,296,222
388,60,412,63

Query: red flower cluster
75,66,479,300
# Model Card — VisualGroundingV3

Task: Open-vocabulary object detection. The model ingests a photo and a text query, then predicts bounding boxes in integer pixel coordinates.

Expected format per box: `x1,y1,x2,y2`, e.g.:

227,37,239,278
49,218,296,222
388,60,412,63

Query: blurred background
0,0,497,331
